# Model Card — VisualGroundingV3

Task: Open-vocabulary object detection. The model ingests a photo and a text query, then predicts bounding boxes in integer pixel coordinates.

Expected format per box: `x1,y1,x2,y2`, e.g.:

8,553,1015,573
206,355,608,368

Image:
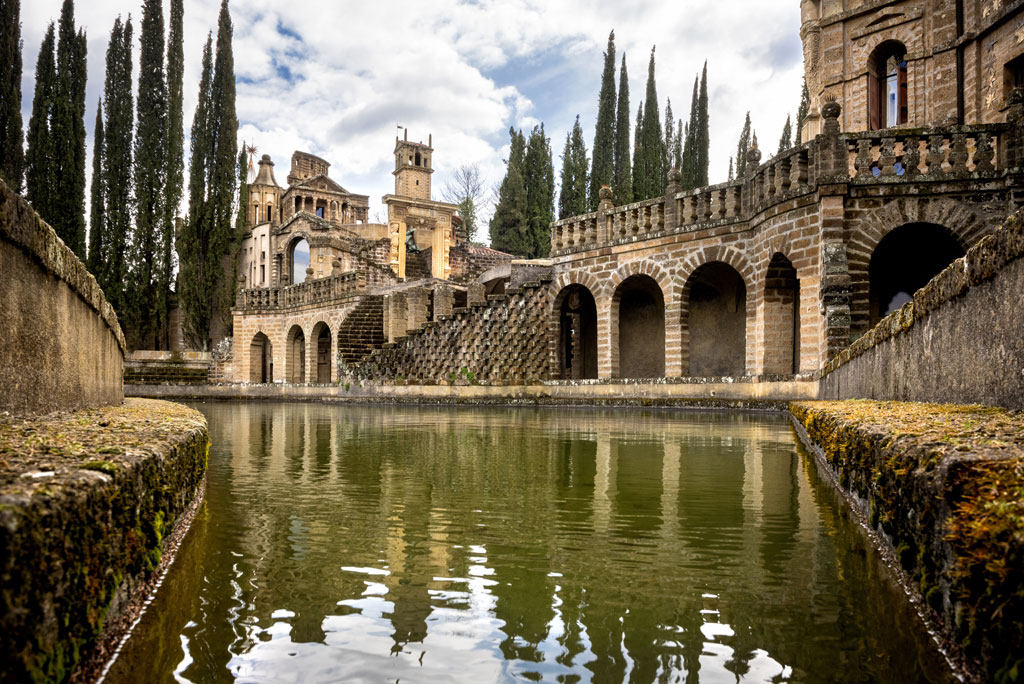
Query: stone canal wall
790,400,1024,683
0,179,125,416
0,399,208,683
817,209,1024,409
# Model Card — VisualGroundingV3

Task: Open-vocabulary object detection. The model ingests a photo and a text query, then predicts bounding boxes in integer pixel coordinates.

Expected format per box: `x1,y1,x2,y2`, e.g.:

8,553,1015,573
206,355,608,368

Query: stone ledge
0,179,125,353
0,399,208,683
789,400,1024,683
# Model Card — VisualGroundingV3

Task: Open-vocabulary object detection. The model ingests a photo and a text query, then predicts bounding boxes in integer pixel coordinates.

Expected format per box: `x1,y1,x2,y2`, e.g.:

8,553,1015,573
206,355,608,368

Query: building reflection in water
104,404,953,684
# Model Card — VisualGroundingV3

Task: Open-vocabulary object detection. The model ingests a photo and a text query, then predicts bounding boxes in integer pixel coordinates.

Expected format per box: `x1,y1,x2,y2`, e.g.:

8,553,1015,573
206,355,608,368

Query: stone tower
393,130,433,201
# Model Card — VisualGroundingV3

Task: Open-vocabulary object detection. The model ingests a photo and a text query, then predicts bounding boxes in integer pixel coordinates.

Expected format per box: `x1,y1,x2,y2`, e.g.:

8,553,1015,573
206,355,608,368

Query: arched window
291,238,310,285
266,203,273,223
415,151,421,166
252,203,260,223
869,41,908,129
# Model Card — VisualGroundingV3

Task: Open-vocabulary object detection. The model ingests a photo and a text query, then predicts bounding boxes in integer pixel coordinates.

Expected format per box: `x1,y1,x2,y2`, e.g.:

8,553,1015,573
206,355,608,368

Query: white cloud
19,0,803,234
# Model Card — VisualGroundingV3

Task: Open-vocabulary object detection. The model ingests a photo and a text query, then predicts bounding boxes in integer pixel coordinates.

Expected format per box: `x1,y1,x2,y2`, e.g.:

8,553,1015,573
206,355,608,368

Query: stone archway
554,284,598,379
311,321,332,383
868,223,964,326
250,332,273,383
613,274,665,379
684,262,747,377
286,324,305,383
763,253,800,375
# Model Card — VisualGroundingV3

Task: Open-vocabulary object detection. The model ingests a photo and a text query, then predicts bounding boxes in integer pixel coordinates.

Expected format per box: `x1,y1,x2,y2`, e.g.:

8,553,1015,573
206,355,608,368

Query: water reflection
104,404,953,684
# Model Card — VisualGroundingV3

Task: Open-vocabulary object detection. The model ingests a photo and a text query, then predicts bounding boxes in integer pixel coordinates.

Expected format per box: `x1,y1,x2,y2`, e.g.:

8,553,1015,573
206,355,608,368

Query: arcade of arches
249,321,337,385
554,219,965,381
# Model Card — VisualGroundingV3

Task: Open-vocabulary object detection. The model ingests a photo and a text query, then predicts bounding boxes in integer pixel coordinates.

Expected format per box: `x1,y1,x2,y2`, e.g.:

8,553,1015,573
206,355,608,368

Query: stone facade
800,0,1024,138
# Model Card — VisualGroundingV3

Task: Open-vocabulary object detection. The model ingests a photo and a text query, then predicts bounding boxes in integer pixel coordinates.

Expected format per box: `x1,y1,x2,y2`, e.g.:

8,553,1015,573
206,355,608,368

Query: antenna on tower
246,142,258,183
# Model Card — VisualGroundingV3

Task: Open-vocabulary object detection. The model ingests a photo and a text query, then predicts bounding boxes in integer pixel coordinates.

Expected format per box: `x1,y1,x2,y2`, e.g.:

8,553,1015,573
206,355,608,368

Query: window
316,206,324,218
266,204,273,222
291,238,310,284
868,41,908,129
1004,53,1024,104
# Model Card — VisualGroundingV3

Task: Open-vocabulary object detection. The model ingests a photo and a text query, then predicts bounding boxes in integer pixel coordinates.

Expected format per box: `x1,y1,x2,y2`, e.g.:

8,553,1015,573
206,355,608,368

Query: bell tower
393,130,433,201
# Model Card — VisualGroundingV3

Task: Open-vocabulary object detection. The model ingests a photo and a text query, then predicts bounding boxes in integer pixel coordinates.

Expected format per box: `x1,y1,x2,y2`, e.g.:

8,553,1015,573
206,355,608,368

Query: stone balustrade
239,269,367,310
550,119,1011,256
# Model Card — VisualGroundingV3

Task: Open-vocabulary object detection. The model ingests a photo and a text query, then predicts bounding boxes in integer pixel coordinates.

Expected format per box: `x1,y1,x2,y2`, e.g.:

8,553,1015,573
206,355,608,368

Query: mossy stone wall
0,399,208,683
791,400,1024,683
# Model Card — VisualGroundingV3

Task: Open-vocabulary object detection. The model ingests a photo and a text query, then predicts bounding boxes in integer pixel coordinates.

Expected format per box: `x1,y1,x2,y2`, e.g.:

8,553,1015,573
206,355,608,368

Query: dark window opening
869,41,908,130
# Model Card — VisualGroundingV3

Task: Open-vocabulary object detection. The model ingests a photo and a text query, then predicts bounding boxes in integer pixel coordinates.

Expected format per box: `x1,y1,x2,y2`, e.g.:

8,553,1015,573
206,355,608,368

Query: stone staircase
405,251,432,280
336,295,386,365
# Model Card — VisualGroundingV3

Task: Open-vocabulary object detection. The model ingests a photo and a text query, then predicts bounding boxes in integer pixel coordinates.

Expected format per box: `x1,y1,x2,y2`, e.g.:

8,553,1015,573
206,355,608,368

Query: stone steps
336,296,386,365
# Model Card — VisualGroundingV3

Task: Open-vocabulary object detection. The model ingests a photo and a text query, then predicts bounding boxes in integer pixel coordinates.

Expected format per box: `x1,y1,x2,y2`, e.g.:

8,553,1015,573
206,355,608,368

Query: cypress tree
674,118,683,170
87,99,103,273
735,111,751,178
681,76,697,189
235,145,247,236
632,102,643,200
130,0,168,348
663,97,674,181
101,16,133,318
795,77,809,144
728,156,734,181
489,127,528,256
612,54,631,206
695,61,709,187
0,0,24,191
589,30,615,210
25,23,56,222
159,0,184,349
51,0,88,258
180,0,239,350
524,124,554,258
778,114,793,154
635,48,663,200
179,35,214,349
559,115,588,219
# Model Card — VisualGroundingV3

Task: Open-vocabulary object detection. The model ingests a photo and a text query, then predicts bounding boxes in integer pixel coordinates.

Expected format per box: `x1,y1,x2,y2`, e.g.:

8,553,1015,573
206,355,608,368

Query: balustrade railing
550,120,1009,255
240,269,367,310
844,125,1000,179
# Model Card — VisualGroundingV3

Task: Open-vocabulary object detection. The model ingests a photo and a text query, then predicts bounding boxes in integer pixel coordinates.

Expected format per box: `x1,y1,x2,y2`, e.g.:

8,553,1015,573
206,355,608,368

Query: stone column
433,285,454,318
405,287,429,334
467,283,486,307
596,185,613,244
663,167,681,231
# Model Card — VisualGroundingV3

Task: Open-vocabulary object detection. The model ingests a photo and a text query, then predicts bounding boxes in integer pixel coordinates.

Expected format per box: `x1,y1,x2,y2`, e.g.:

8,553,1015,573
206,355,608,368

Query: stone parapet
790,400,1024,684
0,399,208,683
0,179,125,416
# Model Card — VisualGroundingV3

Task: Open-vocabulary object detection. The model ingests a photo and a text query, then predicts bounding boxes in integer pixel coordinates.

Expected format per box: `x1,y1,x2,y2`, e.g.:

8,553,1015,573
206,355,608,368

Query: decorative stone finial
821,97,841,120
598,185,612,201
667,167,681,184
746,144,762,166
306,267,314,276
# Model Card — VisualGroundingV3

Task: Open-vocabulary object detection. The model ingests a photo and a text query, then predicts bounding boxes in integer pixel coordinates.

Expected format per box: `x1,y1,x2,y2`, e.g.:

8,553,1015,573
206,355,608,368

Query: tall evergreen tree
632,102,643,200
235,145,247,236
524,124,554,258
694,61,710,187
612,54,632,206
489,127,528,255
634,48,663,201
87,99,103,273
795,77,809,144
778,114,793,153
0,0,24,191
735,111,751,178
589,30,615,210
558,115,588,219
673,118,683,170
50,0,88,258
663,97,674,180
180,0,239,350
129,0,168,348
159,0,185,349
728,156,734,181
101,16,133,318
25,23,56,222
681,76,698,189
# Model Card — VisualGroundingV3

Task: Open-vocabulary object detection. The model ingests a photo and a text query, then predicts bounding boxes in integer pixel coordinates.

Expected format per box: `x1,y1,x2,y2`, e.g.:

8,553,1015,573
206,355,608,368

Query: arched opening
415,151,421,166
250,332,273,383
556,285,598,380
266,203,273,223
316,199,327,219
252,203,260,223
286,325,305,383
312,322,332,383
868,40,908,130
763,254,801,375
614,275,665,378
686,262,747,376
290,238,310,285
869,223,964,326
294,196,302,213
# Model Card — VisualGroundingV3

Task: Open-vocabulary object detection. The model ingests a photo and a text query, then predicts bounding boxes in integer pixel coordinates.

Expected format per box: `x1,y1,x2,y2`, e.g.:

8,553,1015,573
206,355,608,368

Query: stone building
221,1,1024,387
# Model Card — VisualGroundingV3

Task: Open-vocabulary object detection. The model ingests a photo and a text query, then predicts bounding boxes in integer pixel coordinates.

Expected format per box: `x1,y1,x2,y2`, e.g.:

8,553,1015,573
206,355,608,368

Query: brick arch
248,330,274,383
310,320,333,383
602,260,678,377
548,273,601,380
677,246,755,376
847,196,988,334
608,260,676,305
285,323,306,383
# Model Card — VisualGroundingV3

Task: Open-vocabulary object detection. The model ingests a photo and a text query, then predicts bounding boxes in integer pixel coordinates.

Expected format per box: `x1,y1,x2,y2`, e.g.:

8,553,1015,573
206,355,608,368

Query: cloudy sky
19,0,803,230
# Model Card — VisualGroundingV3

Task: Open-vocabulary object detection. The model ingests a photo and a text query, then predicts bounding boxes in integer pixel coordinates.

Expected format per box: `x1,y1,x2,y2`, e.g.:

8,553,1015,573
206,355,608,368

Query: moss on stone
791,399,1024,683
